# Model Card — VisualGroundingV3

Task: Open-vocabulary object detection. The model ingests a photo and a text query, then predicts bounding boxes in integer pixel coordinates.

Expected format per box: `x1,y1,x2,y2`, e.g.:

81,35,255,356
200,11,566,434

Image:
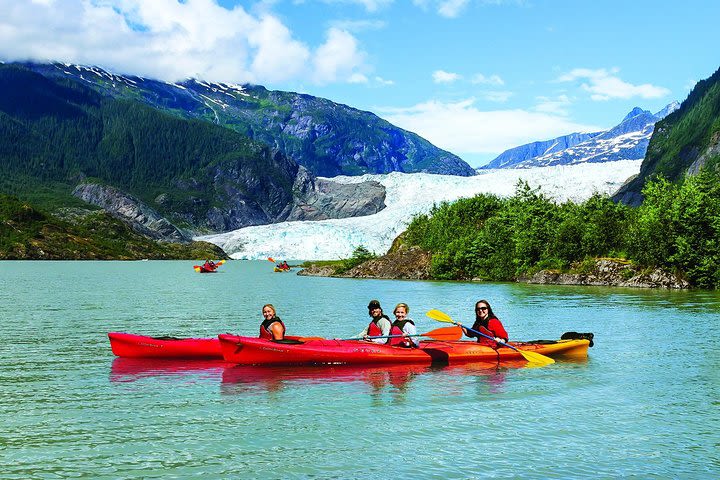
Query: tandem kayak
193,259,226,273
218,334,591,366
108,332,222,358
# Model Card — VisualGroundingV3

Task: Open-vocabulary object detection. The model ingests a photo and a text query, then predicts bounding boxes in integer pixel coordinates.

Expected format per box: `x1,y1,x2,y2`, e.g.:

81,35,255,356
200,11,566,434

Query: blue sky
1,0,718,167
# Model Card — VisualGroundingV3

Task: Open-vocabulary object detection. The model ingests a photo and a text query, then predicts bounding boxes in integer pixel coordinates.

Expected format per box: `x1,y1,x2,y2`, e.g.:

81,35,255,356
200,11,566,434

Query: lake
0,260,718,479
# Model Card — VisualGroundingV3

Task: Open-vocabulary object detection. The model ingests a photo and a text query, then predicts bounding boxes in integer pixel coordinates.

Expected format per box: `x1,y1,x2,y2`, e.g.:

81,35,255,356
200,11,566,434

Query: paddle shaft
342,333,423,340
460,324,521,351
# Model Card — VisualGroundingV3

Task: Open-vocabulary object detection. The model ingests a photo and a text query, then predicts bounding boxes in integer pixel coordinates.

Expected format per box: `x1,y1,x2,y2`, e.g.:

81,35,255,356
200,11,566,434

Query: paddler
391,303,418,348
259,304,286,341
358,299,392,344
458,299,508,348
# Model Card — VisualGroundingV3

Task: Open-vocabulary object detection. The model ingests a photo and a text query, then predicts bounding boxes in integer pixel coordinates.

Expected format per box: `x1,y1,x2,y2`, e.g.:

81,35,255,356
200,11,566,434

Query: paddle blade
421,326,462,341
267,257,275,263
193,266,201,272
217,260,226,266
517,349,555,366
426,309,456,325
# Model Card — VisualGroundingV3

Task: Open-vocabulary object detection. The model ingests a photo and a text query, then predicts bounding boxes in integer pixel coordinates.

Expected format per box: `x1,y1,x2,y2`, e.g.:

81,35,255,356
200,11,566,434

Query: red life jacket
368,317,408,345
367,317,385,337
389,319,414,347
260,317,286,340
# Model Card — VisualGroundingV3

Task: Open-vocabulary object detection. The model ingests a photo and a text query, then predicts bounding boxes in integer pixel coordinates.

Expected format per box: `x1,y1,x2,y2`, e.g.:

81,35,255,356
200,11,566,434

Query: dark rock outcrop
519,259,689,289
287,167,386,221
72,184,190,242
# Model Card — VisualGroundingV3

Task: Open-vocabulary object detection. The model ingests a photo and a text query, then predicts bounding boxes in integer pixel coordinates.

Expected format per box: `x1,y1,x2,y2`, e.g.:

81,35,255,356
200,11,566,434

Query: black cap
367,299,381,310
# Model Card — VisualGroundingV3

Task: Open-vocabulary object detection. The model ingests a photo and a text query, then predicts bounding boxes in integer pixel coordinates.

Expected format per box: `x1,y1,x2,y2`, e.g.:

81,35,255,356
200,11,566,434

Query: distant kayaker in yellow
259,304,286,341
358,299,392,344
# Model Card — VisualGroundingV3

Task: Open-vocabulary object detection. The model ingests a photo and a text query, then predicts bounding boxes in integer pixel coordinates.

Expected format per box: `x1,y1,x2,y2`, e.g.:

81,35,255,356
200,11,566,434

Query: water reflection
110,357,227,382
111,357,544,400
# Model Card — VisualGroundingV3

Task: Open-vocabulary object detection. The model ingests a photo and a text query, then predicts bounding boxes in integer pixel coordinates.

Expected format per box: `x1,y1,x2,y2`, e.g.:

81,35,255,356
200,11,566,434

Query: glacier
197,160,642,260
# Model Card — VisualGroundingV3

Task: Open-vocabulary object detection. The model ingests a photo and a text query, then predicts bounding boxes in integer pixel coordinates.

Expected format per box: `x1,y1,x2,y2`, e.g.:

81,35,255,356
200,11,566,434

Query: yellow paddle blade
193,266,201,272
217,260,226,266
425,309,456,324
517,349,555,365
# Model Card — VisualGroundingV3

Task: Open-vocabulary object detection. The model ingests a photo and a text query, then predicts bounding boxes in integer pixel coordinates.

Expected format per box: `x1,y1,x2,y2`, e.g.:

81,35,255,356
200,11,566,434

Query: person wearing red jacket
459,300,508,348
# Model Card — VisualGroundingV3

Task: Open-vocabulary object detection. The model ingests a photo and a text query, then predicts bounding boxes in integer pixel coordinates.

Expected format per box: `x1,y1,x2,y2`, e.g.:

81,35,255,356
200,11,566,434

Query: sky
1,0,719,167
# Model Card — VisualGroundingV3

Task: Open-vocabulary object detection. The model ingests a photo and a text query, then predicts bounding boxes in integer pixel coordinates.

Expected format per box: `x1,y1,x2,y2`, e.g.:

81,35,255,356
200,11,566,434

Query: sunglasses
476,306,488,311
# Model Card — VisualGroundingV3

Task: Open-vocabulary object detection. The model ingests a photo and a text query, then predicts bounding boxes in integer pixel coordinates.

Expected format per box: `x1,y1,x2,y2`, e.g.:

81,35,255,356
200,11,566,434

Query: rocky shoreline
299,253,690,289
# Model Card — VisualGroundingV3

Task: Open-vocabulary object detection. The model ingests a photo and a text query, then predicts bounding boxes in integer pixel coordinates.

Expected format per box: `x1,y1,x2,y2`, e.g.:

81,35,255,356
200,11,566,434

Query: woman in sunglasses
460,300,508,347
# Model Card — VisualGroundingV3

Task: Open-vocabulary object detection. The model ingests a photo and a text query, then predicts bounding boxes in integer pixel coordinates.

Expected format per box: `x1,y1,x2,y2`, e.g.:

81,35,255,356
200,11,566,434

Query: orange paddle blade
267,257,275,263
421,326,462,341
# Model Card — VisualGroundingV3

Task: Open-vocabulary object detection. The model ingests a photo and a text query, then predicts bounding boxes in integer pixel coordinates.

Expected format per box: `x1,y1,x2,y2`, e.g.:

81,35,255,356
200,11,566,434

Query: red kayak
218,334,591,366
193,259,226,273
108,332,322,359
108,332,222,358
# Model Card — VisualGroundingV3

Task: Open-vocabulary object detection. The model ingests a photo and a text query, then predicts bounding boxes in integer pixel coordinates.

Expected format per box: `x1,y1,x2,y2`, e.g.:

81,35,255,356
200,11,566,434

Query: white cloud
481,90,513,102
377,98,603,156
312,27,367,84
349,73,369,83
330,19,387,32
432,69,462,83
438,0,470,18
534,94,572,115
0,0,368,85
319,0,393,12
374,76,395,85
558,68,670,101
471,73,504,86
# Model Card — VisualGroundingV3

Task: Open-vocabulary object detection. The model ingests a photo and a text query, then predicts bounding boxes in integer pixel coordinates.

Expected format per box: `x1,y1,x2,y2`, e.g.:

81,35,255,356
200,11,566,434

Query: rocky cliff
520,259,689,289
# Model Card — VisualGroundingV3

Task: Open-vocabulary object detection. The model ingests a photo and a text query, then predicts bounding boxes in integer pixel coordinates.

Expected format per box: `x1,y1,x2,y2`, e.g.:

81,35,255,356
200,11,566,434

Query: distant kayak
108,332,222,358
218,334,591,366
193,259,226,273
273,266,291,272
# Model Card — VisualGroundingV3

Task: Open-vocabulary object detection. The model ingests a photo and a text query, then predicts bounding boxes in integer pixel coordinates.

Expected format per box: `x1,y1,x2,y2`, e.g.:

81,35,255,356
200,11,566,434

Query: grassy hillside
0,194,226,260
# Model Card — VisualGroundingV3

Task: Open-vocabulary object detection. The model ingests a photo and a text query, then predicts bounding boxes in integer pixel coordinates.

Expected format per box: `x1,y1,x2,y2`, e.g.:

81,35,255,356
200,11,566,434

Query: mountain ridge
481,101,679,170
23,62,475,177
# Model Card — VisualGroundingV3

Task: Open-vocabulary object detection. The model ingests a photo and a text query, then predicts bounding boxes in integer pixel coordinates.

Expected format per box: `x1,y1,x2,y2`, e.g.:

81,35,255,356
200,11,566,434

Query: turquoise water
0,260,718,479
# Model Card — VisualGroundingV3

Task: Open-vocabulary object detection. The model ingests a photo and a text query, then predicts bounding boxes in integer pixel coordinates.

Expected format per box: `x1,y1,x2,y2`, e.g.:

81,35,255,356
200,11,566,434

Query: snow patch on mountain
198,160,642,260
482,102,679,170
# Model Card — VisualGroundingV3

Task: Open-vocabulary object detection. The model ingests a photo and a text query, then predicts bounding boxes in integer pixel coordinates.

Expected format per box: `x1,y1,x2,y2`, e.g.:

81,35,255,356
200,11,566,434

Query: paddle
425,309,555,366
342,325,462,341
267,257,275,263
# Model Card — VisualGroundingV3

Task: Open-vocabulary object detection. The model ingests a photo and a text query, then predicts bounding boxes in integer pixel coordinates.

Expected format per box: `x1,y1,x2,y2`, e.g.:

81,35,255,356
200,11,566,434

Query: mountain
482,132,602,169
613,66,720,205
0,63,385,237
22,62,475,177
481,102,680,170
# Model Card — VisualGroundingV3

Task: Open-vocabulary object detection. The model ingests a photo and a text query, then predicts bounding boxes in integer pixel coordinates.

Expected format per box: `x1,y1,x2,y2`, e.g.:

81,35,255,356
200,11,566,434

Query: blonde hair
393,303,410,315
262,304,276,316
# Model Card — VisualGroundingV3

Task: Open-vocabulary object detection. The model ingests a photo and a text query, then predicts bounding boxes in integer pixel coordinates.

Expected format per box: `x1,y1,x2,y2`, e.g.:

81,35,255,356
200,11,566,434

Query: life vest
260,317,286,340
390,319,415,347
367,317,385,337
471,317,508,347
